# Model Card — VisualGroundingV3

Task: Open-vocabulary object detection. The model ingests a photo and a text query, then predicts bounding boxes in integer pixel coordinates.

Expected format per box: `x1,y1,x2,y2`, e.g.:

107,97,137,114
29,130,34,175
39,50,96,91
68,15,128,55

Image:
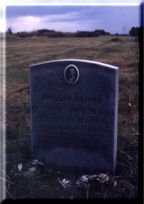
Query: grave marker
30,59,119,174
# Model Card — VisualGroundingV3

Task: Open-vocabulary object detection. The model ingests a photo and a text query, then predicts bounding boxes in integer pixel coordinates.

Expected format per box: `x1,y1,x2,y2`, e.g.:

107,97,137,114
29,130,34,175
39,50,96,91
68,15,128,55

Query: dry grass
5,35,139,199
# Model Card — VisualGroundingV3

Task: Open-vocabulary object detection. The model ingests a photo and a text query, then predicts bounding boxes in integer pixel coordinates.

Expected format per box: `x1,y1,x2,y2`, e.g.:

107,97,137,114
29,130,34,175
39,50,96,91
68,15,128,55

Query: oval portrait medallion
64,64,79,84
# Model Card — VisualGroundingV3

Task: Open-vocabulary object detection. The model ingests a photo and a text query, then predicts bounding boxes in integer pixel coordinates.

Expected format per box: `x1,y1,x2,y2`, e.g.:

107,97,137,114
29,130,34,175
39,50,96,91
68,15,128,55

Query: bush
129,27,140,37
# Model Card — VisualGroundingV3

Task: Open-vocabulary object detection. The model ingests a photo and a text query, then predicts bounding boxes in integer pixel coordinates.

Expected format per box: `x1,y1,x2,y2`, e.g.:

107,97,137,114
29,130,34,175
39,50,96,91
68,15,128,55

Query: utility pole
123,25,127,35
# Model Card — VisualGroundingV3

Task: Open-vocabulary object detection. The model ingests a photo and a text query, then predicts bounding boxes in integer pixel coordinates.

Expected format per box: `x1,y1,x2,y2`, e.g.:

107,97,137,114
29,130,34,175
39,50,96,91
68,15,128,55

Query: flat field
6,35,139,198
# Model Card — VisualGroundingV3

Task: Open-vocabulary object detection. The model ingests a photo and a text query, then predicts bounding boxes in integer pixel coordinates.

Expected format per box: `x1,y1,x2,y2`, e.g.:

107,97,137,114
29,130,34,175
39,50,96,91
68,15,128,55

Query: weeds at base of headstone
6,158,138,199
56,173,121,199
57,173,112,190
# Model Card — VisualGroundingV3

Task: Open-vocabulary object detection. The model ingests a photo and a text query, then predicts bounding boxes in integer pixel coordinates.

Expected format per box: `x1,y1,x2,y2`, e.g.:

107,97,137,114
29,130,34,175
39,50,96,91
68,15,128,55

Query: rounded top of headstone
30,59,119,70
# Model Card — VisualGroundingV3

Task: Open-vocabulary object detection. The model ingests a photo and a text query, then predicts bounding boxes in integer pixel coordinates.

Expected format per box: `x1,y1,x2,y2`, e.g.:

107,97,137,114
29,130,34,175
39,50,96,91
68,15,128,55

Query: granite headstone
30,59,119,174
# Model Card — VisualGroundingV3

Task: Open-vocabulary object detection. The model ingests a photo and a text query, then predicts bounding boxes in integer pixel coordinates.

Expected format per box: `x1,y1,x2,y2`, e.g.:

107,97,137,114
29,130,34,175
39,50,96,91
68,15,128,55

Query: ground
5,35,139,199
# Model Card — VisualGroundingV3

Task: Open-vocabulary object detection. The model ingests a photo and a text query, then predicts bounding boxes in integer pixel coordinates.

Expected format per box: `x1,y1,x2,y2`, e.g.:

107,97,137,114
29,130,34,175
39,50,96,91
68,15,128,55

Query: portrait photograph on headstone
2,0,142,200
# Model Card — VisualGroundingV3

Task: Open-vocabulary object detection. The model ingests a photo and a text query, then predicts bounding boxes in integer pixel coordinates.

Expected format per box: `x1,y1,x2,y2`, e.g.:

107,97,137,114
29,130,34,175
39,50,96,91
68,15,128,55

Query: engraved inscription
33,91,114,151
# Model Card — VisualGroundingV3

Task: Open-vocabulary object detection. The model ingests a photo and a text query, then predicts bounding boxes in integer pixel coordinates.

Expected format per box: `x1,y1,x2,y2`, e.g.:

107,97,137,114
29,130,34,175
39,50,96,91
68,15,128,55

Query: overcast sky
6,5,140,34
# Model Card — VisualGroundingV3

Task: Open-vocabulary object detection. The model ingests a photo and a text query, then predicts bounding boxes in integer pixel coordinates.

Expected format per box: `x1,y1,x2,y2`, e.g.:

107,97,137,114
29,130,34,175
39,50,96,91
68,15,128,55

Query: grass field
5,35,139,199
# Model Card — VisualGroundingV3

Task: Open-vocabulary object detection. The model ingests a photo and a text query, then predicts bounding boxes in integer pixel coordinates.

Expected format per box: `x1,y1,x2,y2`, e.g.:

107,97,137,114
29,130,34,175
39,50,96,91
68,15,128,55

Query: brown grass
5,35,139,199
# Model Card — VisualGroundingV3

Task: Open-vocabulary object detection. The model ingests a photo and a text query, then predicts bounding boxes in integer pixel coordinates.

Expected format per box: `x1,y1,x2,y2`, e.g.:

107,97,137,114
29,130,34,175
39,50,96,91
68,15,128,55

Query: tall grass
6,35,139,199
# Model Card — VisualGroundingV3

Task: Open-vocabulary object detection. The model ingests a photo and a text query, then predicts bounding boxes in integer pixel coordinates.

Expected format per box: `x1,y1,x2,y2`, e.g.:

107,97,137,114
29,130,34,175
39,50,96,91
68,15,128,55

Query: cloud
6,6,140,33
7,12,97,32
7,16,42,32
6,6,84,18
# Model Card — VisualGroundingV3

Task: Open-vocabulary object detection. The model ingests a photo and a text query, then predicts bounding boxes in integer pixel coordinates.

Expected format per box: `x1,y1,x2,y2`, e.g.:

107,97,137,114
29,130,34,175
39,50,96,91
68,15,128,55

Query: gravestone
30,59,119,174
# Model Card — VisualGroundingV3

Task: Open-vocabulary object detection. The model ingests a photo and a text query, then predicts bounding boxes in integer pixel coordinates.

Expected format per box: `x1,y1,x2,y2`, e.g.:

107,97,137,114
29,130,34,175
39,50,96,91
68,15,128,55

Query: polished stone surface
30,59,119,174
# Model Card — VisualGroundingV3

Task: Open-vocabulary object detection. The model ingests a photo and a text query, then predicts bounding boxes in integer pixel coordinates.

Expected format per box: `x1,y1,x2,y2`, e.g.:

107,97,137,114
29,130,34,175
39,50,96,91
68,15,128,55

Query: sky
0,0,142,34
5,5,140,34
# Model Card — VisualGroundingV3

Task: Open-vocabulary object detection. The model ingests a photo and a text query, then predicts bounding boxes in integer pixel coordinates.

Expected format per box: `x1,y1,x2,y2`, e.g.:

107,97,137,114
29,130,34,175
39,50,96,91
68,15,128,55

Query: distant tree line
6,27,141,38
6,28,111,38
75,29,110,37
129,27,140,37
